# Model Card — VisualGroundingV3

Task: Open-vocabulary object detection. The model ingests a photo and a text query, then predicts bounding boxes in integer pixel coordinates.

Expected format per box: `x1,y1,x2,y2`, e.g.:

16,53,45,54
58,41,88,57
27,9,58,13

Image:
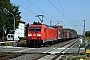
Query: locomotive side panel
51,28,57,40
44,27,57,42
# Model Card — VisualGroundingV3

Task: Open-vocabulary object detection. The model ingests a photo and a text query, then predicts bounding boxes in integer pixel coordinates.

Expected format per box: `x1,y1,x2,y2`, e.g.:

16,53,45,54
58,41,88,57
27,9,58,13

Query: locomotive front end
26,24,44,47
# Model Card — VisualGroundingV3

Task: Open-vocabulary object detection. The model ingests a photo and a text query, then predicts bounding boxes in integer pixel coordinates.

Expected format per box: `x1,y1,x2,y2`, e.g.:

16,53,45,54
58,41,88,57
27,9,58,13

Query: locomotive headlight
37,34,41,36
28,34,32,36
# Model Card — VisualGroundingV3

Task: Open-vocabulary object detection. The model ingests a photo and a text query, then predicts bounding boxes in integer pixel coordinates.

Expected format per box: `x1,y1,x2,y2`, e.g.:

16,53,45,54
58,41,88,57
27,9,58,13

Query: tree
0,0,21,39
89,32,90,37
25,23,29,36
65,28,77,34
5,4,21,34
85,31,90,37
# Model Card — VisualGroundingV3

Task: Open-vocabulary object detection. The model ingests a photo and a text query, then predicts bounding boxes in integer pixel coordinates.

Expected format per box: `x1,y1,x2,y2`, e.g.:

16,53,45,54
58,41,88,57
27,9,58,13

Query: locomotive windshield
29,27,41,32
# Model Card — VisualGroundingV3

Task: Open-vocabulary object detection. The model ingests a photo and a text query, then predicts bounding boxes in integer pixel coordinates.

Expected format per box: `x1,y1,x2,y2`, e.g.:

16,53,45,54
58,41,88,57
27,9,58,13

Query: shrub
19,37,26,40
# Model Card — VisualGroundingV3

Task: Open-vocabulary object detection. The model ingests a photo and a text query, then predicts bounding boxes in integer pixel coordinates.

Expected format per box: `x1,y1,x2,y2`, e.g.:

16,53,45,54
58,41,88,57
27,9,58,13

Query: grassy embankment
80,37,90,48
85,37,90,43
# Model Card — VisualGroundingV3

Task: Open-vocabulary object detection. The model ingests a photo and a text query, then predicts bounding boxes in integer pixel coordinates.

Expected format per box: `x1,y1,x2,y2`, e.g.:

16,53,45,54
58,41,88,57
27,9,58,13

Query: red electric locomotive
26,24,57,47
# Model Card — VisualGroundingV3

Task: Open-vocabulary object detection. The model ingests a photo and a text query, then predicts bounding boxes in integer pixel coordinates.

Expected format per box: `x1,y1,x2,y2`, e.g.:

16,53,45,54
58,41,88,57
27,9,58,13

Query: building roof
17,20,26,24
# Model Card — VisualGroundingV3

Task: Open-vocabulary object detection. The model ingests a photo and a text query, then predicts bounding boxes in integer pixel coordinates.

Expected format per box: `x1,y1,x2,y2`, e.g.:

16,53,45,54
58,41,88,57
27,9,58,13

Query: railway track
23,39,78,60
0,52,22,60
50,39,78,48
0,39,78,60
34,39,77,60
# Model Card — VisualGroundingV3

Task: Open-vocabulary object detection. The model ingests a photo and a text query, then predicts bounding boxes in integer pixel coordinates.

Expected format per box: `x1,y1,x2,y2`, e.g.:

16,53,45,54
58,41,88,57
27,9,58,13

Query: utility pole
83,20,85,40
2,26,5,41
50,21,52,26
3,8,15,32
3,8,17,46
83,20,86,54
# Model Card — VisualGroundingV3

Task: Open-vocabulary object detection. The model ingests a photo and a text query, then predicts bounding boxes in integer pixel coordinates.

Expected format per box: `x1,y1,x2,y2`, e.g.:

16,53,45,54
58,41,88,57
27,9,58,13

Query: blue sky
10,0,90,35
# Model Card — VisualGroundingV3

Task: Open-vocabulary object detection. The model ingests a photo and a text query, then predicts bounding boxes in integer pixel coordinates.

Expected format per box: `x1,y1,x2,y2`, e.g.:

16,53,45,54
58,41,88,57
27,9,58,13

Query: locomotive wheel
43,43,47,47
26,40,33,47
26,41,29,47
37,44,41,48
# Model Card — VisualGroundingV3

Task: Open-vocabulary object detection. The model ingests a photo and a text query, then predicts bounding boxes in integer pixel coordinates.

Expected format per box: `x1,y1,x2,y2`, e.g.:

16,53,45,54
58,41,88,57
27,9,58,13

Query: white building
7,20,25,41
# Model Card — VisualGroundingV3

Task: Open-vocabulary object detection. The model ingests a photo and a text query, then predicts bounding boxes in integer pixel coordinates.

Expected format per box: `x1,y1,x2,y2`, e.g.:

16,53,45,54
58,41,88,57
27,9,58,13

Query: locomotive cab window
35,28,41,31
29,28,34,32
29,27,41,32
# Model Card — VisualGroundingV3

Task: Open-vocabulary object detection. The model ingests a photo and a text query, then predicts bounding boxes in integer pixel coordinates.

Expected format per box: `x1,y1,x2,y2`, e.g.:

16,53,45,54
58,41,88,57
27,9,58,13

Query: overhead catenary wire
13,1,78,26
12,1,83,34
55,0,78,30
57,0,83,28
25,0,79,30
58,0,74,22
12,3,51,22
57,0,80,32
12,1,65,25
26,0,60,21
48,0,76,25
57,1,78,29
12,3,37,15
48,0,82,34
48,0,69,20
48,0,77,27
26,0,65,25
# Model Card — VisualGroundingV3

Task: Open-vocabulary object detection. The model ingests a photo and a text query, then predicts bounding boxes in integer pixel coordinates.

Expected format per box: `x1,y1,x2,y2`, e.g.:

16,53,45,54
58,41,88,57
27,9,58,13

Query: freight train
26,23,77,47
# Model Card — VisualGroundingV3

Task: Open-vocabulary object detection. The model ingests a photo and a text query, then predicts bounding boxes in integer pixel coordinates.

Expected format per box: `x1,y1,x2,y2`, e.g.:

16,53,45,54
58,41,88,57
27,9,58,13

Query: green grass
85,37,90,43
80,37,90,48
67,55,89,60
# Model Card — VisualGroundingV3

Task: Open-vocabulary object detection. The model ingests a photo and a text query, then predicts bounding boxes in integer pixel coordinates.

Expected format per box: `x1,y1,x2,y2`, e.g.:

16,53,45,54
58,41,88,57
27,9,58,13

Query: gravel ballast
10,54,41,60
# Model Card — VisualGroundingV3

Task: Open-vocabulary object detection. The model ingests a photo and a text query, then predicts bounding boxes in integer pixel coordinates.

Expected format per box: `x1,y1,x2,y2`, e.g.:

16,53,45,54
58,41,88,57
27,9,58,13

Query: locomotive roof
29,24,55,28
29,24,63,29
29,24,44,27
